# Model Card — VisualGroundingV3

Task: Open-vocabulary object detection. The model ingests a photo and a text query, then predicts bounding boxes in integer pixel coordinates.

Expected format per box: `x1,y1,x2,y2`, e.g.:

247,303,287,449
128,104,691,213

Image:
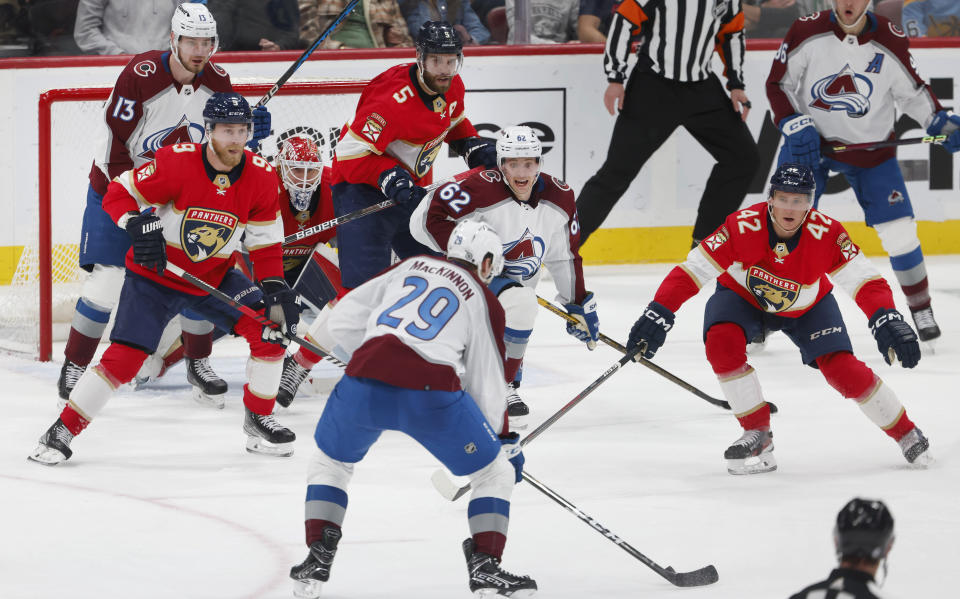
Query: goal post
3,79,367,361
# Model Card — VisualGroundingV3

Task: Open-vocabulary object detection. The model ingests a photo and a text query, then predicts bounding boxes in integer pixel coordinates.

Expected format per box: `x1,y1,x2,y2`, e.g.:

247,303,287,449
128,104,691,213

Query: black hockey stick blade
663,564,720,587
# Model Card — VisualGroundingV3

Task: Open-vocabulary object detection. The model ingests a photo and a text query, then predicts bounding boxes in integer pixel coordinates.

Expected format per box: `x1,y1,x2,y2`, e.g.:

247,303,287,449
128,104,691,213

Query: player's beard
420,68,452,95
211,137,244,169
178,51,209,75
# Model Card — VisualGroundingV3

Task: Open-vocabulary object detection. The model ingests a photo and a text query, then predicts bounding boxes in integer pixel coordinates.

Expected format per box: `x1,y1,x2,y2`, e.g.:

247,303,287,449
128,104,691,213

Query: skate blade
507,414,529,431
28,445,68,466
473,588,536,598
727,452,777,475
191,387,226,410
245,436,294,457
908,449,934,468
920,339,937,355
292,579,323,599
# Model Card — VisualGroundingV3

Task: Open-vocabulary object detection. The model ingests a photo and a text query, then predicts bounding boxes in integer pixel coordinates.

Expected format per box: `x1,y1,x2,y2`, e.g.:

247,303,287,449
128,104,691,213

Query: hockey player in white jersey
289,220,537,598
59,3,272,406
766,0,960,344
410,126,599,423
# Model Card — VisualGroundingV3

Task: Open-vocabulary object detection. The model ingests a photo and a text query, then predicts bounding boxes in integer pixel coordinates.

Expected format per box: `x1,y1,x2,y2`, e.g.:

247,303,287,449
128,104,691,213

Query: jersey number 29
376,276,459,340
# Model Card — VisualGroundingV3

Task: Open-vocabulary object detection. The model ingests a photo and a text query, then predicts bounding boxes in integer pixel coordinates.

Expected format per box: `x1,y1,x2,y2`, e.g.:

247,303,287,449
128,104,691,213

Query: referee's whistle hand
604,82,625,116
731,89,751,122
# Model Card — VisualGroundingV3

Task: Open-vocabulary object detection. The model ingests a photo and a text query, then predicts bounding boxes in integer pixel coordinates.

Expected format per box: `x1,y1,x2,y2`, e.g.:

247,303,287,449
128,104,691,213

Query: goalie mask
496,126,542,200
278,137,323,212
447,220,504,284
170,3,219,63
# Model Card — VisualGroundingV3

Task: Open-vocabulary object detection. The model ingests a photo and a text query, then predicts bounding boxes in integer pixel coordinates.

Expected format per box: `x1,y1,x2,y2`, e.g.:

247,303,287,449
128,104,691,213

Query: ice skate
463,538,537,598
243,408,295,457
724,428,776,475
186,357,228,409
277,355,309,408
28,419,74,466
506,382,529,430
290,526,341,599
57,359,85,402
910,306,940,346
898,427,932,466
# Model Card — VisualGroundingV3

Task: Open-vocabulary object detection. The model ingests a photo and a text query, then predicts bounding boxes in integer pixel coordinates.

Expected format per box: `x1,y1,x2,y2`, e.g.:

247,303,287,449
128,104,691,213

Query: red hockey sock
504,357,522,384
296,346,324,369
705,323,748,374
901,277,931,311
60,405,90,436
737,403,771,431
242,383,274,416
817,352,874,399
473,531,507,560
306,519,341,547
884,412,916,441
64,328,101,367
182,330,212,359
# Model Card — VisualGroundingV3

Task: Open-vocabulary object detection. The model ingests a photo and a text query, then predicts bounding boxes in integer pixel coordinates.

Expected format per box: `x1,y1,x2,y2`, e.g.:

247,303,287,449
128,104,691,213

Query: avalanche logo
181,207,238,262
809,64,873,117
133,60,157,77
888,189,904,206
746,266,800,313
502,228,545,281
138,115,206,160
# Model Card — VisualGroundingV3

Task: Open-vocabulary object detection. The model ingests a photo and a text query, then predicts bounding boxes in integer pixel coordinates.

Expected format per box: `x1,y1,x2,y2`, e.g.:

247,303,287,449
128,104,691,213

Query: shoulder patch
136,161,157,182
550,175,570,191
888,22,906,38
703,226,729,251
210,62,228,77
837,232,859,260
361,113,386,142
133,59,157,78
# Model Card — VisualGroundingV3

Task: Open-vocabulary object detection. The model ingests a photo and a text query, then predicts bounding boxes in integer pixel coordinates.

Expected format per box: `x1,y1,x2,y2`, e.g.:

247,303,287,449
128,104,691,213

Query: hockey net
0,79,367,360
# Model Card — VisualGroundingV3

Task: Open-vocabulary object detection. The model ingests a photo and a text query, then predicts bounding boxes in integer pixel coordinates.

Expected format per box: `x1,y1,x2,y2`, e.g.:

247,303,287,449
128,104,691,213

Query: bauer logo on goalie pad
181,208,238,262
502,228,545,281
747,267,800,313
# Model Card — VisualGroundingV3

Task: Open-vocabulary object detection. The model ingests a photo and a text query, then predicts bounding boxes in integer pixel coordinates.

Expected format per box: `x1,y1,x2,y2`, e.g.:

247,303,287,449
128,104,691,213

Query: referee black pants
576,70,759,245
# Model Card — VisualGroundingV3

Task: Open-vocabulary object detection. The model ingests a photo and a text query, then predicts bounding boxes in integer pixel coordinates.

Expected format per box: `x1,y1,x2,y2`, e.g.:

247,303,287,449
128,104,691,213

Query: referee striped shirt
605,0,746,90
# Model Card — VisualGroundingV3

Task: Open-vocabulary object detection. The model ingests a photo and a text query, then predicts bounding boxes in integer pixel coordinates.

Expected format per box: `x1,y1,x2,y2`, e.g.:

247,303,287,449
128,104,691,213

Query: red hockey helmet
278,136,323,211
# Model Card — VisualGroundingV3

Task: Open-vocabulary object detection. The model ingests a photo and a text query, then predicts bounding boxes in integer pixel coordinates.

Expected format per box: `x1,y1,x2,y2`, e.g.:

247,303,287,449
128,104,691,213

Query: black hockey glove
869,308,920,368
260,277,301,345
123,211,166,275
457,136,498,170
626,301,675,360
378,165,426,207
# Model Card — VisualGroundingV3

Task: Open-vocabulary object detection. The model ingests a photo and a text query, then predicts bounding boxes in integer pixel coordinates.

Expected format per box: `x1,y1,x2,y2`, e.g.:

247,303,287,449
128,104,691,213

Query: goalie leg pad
294,244,344,312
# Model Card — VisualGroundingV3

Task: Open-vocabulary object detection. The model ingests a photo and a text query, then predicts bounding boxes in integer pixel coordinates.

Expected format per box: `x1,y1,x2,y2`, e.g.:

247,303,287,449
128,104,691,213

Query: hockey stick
283,167,484,245
522,470,719,587
164,263,347,368
255,0,361,108
431,349,640,502
535,296,781,413
830,134,946,153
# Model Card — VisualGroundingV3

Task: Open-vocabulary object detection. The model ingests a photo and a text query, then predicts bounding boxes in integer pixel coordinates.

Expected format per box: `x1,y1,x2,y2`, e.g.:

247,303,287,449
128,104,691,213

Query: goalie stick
522,471,719,587
830,134,946,153
283,167,484,245
535,296,780,414
164,263,347,369
431,349,640,502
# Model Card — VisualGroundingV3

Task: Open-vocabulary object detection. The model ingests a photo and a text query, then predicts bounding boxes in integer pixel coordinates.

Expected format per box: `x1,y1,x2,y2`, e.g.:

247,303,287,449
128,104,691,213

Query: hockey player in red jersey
766,0,960,343
410,125,598,425
29,93,298,465
626,163,930,475
59,3,272,405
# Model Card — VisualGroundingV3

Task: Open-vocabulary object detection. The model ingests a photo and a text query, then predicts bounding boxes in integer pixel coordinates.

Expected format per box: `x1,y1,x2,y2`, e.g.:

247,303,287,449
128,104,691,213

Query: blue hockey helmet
768,163,816,202
202,92,252,129
416,21,463,56
833,498,895,562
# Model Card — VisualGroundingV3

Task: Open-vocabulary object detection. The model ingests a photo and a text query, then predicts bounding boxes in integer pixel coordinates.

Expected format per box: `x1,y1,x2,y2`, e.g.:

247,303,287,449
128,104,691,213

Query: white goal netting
0,79,366,360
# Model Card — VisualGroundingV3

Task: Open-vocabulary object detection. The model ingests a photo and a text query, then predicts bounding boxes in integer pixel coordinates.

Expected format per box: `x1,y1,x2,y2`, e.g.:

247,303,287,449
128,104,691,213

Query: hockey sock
295,345,324,369
505,357,522,385
60,404,91,436
875,218,930,310
706,324,770,428
467,455,515,559
182,331,213,359
65,297,113,366
306,449,354,545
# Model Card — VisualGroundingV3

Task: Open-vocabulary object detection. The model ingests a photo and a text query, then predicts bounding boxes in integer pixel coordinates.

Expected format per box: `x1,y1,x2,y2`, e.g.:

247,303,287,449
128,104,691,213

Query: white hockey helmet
446,220,504,284
278,136,324,212
171,2,219,59
496,125,542,179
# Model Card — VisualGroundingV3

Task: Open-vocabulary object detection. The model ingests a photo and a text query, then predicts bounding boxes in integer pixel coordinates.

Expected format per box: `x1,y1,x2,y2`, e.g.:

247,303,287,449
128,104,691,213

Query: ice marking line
2,473,288,598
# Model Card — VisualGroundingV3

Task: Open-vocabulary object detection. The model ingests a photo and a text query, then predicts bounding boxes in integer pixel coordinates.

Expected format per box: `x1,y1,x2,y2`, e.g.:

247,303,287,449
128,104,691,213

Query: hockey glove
626,301,675,360
927,110,960,153
779,114,821,167
499,432,524,484
247,105,272,150
260,277,301,345
563,292,599,350
378,165,427,207
459,136,499,170
123,210,166,275
869,308,920,368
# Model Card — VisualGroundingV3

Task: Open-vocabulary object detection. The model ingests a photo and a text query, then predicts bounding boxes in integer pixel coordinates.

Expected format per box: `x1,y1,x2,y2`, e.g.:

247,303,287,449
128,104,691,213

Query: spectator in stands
208,0,300,50
902,0,960,37
74,0,182,55
25,0,82,55
577,0,615,42
401,0,489,45
471,0,502,30
0,0,30,54
506,0,578,43
744,0,833,39
299,0,412,48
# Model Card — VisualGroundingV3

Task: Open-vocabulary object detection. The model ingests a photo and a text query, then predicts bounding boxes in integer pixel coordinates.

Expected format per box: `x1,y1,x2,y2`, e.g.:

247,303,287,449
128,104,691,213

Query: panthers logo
502,228,545,281
181,208,237,262
747,266,800,312
413,132,447,178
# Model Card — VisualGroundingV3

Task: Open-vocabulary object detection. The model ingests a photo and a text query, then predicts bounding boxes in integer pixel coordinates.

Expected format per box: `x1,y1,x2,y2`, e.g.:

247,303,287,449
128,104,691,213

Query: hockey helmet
171,2,219,58
279,136,323,212
768,162,816,205
446,220,504,284
202,92,252,138
416,21,463,56
833,498,895,561
497,126,542,166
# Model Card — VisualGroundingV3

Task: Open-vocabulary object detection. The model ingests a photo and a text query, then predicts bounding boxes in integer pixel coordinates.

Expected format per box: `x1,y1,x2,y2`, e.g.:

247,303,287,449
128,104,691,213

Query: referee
577,0,759,247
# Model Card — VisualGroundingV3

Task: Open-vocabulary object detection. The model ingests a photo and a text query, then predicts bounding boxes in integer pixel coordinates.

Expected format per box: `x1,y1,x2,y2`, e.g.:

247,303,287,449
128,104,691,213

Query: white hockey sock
718,364,767,418
855,379,904,429
69,365,118,422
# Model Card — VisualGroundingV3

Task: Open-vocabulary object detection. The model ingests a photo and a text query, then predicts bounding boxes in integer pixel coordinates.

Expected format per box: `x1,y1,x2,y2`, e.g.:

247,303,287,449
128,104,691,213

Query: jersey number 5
376,276,460,340
393,86,415,104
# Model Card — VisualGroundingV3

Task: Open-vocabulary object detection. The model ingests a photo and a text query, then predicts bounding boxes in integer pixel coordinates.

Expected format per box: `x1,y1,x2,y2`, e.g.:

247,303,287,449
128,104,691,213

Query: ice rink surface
2,258,958,599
